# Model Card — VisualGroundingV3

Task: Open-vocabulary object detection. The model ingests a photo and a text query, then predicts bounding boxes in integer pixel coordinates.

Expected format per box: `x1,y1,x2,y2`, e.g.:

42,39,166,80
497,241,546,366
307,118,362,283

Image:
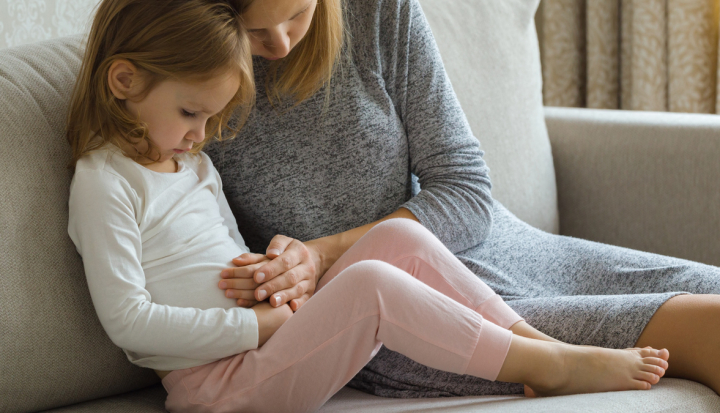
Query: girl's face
242,0,318,60
109,61,240,166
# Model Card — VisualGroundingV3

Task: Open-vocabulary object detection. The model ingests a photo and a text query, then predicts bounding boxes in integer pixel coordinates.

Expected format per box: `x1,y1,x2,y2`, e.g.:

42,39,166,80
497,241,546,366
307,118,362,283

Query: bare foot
525,345,669,397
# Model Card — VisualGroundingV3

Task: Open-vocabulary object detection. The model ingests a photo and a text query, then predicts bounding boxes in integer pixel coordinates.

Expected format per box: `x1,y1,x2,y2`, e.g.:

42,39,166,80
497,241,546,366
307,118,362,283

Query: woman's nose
266,27,291,58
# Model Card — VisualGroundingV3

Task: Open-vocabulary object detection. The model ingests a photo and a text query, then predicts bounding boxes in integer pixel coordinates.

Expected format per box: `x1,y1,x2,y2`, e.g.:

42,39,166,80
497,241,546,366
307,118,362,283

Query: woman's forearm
222,208,420,311
306,207,419,280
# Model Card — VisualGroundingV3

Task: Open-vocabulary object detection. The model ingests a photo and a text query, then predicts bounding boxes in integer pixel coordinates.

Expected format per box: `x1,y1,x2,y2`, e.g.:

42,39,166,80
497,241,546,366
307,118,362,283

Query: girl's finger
236,298,259,308
218,277,259,291
223,288,256,301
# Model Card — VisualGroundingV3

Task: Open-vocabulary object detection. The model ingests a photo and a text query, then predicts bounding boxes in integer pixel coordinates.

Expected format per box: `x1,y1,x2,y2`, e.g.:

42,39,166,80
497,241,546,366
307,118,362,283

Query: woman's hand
251,301,293,347
220,235,323,311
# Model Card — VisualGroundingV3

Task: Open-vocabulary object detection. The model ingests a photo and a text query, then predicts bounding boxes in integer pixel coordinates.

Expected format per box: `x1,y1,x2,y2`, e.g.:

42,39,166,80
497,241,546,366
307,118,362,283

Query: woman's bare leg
634,294,720,394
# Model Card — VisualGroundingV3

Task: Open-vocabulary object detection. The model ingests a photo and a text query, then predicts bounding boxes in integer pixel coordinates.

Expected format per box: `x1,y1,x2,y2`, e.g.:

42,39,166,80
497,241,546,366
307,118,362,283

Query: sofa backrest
419,0,559,234
0,35,159,413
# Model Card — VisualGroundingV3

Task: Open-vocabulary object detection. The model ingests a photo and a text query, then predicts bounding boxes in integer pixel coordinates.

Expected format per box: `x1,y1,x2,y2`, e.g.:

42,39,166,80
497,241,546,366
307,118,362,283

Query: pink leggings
162,219,524,413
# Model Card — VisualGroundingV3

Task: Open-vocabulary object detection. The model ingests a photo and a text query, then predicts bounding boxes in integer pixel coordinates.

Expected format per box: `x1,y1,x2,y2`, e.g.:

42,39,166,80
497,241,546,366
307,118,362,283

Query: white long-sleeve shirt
68,143,257,371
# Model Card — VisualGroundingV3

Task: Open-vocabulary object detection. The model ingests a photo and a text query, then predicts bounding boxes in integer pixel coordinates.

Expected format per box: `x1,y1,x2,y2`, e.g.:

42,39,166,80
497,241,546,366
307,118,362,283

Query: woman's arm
223,208,419,310
308,208,420,281
222,0,493,310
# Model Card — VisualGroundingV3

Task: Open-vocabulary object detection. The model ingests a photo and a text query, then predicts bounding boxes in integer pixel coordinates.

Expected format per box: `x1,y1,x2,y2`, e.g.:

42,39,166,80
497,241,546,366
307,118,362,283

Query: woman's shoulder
345,0,423,53
345,0,416,24
346,0,412,14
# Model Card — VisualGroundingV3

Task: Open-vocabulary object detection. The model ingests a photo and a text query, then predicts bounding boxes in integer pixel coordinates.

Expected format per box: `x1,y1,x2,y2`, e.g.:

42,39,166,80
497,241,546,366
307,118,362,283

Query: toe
643,356,668,371
643,347,669,361
640,362,665,377
638,347,658,357
632,379,653,390
636,371,660,385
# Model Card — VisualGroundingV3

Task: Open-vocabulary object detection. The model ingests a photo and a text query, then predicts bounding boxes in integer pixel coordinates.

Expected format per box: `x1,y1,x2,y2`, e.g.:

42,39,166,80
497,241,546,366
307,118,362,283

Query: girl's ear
108,59,140,100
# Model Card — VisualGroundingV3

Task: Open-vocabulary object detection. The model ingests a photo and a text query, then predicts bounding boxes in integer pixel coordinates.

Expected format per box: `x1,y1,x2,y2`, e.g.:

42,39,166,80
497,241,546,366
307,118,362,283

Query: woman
208,0,720,397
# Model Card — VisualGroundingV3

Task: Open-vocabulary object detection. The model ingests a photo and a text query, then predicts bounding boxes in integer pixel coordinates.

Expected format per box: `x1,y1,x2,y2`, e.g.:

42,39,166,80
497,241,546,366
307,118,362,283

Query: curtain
538,0,720,113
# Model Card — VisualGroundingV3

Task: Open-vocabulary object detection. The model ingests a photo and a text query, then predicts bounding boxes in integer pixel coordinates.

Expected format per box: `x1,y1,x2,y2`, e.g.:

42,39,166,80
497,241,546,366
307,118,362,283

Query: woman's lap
349,200,720,397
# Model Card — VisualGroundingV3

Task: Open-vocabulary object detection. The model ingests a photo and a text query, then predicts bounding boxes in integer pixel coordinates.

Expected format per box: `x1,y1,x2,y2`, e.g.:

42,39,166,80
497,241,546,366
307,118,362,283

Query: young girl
66,1,670,412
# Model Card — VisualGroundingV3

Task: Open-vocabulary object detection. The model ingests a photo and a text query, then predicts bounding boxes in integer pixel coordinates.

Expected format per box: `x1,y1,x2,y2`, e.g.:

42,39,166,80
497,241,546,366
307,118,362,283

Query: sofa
2,0,720,411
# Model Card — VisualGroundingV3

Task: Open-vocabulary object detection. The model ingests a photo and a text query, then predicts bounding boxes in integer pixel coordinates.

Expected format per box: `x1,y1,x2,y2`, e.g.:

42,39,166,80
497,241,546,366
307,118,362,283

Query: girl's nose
188,127,205,143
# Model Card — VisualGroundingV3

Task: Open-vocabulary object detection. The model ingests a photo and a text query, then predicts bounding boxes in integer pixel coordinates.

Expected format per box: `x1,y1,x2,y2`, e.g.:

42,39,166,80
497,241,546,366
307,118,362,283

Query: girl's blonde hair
253,0,346,105
67,0,255,169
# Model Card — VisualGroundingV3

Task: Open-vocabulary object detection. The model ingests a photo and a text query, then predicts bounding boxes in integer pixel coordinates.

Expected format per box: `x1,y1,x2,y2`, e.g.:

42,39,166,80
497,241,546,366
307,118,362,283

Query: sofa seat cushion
45,379,720,412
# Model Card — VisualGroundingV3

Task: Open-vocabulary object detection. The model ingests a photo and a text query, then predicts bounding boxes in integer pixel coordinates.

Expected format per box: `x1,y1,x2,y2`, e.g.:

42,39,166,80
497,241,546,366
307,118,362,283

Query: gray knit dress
204,0,720,397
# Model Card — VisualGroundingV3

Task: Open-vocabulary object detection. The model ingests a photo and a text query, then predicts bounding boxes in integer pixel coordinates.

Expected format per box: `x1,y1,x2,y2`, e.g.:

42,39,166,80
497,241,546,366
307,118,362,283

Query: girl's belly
143,239,246,310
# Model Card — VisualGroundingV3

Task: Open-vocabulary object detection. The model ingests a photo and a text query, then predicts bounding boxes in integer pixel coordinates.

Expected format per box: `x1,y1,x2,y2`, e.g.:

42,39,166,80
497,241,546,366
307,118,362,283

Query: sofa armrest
545,107,720,267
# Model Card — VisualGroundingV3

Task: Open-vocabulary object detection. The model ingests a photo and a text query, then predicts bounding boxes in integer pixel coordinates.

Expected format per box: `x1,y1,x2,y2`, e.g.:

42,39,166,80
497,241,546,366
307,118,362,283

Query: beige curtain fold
539,0,720,114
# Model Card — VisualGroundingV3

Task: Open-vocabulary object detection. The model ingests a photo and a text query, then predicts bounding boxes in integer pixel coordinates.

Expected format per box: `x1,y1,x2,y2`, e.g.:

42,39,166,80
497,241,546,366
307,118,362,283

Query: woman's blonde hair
66,0,255,169
253,0,346,105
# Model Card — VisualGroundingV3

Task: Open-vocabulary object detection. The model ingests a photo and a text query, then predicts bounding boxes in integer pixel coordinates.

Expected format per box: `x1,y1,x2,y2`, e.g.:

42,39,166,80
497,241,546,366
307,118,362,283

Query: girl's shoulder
71,143,141,201
73,143,127,180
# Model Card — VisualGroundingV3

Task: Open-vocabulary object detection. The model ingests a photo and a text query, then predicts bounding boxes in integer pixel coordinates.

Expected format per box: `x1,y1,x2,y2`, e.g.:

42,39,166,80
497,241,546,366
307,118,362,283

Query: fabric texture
68,144,257,371
162,219,520,413
539,0,720,113
0,35,160,413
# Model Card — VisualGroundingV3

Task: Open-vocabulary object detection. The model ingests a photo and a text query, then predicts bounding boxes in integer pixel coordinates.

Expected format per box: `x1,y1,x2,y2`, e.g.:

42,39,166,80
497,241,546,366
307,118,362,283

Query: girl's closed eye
181,109,196,118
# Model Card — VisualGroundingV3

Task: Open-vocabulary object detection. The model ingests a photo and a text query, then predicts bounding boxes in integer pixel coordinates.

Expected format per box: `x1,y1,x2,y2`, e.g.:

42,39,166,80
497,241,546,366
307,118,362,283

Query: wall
0,0,100,50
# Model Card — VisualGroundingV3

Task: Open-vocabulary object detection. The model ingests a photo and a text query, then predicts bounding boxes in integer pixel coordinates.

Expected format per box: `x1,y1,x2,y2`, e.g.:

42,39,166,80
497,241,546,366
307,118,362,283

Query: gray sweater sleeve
381,0,494,252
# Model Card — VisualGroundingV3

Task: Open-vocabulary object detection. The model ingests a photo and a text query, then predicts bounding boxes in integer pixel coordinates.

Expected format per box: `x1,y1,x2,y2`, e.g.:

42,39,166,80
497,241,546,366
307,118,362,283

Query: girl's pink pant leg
162,219,523,413
318,218,524,329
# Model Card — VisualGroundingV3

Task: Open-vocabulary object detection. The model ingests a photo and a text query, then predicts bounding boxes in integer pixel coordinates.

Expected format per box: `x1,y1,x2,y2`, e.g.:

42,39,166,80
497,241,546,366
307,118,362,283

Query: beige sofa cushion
0,36,159,413
42,378,720,412
419,0,559,234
